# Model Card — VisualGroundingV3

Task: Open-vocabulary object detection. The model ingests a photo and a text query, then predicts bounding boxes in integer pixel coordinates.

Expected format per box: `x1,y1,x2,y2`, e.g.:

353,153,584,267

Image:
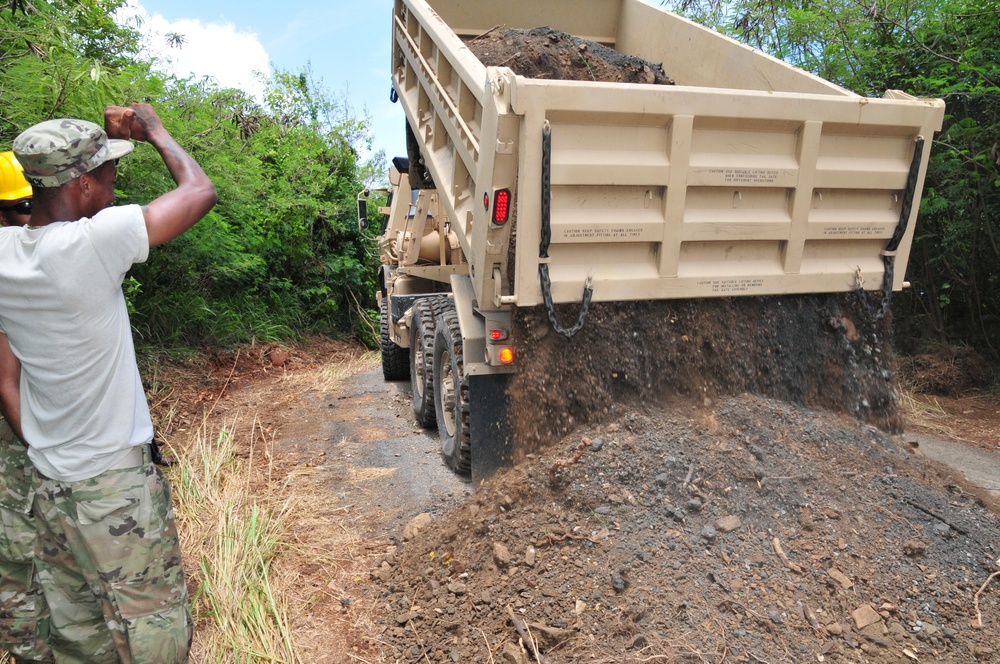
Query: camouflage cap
12,118,134,188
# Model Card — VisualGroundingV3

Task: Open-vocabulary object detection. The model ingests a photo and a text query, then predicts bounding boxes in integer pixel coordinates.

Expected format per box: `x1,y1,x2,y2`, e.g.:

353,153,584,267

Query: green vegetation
664,0,1000,369
1,0,383,349
3,0,998,371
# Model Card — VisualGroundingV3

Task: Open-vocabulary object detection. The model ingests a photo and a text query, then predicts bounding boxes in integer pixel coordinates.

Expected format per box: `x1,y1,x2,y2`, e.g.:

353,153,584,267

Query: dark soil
508,295,902,459
467,27,674,85
371,395,1000,663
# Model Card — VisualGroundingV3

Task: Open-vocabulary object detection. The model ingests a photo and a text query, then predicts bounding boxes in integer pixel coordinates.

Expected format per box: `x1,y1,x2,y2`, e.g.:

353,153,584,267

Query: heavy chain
540,264,594,338
856,137,925,321
538,121,594,337
856,256,895,321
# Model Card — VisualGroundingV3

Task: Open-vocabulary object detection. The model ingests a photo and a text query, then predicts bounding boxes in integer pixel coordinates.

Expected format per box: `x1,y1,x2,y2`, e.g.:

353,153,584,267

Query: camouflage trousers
32,447,192,664
0,420,52,662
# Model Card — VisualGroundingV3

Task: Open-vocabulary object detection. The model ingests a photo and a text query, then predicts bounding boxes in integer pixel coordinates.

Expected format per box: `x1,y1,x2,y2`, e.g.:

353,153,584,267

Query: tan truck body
368,0,945,480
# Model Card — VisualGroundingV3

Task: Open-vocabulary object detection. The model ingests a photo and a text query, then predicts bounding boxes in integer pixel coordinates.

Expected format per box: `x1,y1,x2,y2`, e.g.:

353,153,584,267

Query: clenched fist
104,104,162,143
104,105,135,140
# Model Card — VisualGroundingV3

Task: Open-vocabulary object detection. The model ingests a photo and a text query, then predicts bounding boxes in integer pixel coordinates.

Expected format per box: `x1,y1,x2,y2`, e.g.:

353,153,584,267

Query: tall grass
169,415,300,663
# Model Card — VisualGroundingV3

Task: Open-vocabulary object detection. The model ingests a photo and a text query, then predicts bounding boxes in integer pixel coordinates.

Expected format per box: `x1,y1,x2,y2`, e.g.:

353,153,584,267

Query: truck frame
359,0,945,483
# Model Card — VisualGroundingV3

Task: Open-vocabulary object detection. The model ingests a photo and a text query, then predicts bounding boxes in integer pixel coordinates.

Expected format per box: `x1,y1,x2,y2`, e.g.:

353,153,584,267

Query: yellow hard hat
0,151,32,202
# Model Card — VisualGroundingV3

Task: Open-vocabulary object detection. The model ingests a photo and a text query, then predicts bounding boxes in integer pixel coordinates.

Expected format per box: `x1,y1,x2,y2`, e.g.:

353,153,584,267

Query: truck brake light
490,329,507,341
491,189,511,225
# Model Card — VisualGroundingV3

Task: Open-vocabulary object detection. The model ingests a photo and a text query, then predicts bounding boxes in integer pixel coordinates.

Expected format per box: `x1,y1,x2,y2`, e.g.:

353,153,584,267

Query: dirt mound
467,27,674,85
371,395,1000,663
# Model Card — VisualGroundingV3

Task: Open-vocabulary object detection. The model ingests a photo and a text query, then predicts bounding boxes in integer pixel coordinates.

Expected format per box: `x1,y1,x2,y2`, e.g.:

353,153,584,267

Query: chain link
537,121,593,337
540,264,594,338
856,255,895,321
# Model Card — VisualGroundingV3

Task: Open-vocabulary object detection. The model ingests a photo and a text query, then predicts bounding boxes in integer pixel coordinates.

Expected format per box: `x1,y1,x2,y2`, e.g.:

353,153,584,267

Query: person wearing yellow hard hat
0,150,53,663
0,151,33,227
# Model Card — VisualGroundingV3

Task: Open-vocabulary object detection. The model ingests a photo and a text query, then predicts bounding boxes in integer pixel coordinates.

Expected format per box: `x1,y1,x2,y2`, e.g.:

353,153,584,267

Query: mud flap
469,373,513,486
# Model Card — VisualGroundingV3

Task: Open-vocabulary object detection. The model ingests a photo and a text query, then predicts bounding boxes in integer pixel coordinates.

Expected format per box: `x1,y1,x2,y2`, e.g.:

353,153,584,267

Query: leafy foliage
664,0,1000,368
2,1,385,348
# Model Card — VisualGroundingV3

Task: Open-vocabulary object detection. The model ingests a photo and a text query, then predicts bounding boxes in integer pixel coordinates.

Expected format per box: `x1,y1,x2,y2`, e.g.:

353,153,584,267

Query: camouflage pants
32,449,191,664
0,419,53,662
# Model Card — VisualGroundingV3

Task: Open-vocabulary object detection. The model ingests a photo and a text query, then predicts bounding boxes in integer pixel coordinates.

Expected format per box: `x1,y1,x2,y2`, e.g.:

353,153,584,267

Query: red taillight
498,347,514,364
490,329,506,341
492,189,511,225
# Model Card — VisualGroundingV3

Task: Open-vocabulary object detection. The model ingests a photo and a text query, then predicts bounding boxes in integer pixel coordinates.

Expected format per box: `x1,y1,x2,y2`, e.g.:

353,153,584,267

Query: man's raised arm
105,103,218,246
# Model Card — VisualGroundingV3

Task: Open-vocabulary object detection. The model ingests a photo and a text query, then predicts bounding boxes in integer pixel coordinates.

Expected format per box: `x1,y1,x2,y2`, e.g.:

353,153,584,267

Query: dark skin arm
105,103,219,246
0,334,23,441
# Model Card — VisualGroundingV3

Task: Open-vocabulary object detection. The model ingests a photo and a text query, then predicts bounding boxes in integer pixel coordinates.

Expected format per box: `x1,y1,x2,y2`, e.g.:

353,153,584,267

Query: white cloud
119,1,271,101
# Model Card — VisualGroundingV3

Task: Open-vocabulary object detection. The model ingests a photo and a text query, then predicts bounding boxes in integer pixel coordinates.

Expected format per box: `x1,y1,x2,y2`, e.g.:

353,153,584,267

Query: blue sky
127,0,669,164
127,0,404,159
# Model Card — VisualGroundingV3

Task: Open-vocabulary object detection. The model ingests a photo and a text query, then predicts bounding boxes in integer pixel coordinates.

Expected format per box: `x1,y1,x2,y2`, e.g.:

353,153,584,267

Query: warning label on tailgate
555,226,658,242
689,167,793,187
695,278,766,294
822,225,884,237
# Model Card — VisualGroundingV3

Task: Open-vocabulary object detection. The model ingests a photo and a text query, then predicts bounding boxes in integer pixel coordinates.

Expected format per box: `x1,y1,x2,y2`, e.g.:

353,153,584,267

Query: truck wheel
410,299,437,428
380,300,409,381
433,309,471,475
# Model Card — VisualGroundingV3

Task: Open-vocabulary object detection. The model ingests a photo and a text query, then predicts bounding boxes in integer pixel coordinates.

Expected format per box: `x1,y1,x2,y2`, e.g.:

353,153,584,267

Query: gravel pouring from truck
359,0,946,483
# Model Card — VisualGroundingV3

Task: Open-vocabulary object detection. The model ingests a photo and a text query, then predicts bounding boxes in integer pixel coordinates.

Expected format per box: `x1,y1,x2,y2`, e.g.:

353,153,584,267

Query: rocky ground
369,392,1000,663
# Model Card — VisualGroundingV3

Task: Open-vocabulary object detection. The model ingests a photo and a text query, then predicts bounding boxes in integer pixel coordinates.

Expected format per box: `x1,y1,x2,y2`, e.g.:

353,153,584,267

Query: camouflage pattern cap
12,118,134,187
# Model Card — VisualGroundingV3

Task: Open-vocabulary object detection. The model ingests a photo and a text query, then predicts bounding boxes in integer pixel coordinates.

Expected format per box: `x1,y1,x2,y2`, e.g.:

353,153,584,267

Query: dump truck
358,0,945,483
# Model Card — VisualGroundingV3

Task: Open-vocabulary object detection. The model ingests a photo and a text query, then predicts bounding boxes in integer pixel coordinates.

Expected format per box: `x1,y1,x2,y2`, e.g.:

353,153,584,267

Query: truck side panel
392,0,945,309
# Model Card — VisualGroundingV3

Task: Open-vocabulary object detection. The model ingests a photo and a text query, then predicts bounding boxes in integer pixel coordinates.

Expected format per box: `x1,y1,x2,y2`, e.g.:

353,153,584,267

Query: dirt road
317,367,471,538
908,433,1000,498
162,341,1000,663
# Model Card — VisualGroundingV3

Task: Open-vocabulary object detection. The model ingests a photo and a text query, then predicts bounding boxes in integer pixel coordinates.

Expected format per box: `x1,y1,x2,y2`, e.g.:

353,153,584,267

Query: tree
119,69,384,346
2,1,386,348
1,0,144,139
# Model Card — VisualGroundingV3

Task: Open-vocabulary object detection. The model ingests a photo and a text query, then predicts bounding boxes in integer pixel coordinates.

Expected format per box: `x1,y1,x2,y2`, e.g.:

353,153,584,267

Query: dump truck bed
392,0,944,310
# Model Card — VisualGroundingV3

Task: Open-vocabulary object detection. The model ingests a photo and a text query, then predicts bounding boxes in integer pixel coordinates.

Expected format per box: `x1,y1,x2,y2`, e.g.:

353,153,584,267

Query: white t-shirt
0,204,152,481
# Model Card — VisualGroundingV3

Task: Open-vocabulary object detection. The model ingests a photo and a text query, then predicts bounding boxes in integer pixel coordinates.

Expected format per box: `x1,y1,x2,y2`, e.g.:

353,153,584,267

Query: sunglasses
0,200,32,216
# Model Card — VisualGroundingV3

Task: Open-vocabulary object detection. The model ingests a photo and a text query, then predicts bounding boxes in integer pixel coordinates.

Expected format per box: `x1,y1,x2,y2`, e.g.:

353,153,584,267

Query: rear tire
410,299,437,428
433,307,471,475
380,300,409,382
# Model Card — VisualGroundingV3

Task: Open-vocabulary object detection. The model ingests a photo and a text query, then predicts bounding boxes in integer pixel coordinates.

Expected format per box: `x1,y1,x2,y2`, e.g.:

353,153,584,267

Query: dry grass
278,350,380,397
165,352,386,663
168,414,301,663
897,390,969,441
898,388,1000,452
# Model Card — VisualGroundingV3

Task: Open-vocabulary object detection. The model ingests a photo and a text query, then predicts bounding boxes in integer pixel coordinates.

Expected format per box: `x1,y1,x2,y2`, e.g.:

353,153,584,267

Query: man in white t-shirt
0,105,217,663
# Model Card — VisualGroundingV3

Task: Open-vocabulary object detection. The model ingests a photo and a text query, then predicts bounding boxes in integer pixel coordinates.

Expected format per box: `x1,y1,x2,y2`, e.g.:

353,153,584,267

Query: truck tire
380,300,409,381
410,299,437,428
433,308,471,475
